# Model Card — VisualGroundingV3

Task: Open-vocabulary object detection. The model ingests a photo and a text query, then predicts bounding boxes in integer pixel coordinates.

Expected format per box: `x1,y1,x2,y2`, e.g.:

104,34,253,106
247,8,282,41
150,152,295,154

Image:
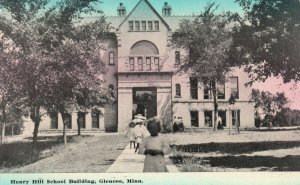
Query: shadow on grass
171,141,300,154
0,135,91,169
171,155,300,171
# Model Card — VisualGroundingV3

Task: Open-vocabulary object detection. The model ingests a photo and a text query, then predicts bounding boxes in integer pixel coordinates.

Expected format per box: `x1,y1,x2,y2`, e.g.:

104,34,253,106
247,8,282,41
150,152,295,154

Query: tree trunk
212,81,218,131
32,106,41,144
77,118,81,136
1,103,6,144
11,125,14,136
235,110,239,135
32,106,41,160
1,123,5,144
61,112,67,145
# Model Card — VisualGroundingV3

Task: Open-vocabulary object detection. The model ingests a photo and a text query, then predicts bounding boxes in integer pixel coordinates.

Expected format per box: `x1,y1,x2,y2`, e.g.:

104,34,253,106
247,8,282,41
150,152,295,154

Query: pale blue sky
100,0,242,16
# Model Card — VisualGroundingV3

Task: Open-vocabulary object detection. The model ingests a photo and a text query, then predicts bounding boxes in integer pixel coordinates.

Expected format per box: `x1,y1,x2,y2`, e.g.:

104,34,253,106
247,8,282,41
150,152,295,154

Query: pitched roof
118,0,171,31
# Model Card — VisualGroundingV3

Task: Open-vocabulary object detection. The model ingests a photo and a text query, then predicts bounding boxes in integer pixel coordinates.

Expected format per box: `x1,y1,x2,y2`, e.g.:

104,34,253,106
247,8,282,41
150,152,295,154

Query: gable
118,0,170,31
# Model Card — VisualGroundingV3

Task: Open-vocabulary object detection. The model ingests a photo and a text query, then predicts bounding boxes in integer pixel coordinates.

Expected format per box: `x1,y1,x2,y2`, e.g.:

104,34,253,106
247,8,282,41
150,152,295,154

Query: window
146,57,151,71
231,110,240,126
92,112,100,129
78,112,86,129
129,58,135,71
175,84,181,97
148,21,153,30
64,113,72,129
138,57,143,71
190,111,199,127
204,81,211,99
129,21,133,31
217,83,225,99
204,111,213,127
154,21,159,30
142,21,146,31
109,52,114,65
175,51,180,64
50,113,58,129
154,58,160,71
190,78,198,99
218,110,227,127
230,77,239,99
135,21,140,31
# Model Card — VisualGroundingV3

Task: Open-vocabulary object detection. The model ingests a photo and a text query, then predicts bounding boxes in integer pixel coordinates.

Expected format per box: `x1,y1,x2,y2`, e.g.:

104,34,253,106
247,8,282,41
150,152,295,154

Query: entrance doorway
133,87,157,119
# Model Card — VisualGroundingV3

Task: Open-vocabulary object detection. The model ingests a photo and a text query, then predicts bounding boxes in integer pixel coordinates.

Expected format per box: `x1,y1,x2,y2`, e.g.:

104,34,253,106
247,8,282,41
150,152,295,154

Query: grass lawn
163,130,300,172
0,134,128,173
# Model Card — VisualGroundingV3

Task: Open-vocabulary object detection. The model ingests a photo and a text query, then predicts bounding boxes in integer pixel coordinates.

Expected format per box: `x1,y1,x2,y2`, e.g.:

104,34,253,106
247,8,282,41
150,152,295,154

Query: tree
172,3,234,130
0,0,112,147
231,0,300,84
251,89,289,127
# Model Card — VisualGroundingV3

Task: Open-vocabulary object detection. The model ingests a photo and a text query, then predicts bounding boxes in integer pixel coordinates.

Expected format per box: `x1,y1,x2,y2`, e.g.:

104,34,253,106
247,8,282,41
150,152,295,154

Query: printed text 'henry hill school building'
38,0,255,132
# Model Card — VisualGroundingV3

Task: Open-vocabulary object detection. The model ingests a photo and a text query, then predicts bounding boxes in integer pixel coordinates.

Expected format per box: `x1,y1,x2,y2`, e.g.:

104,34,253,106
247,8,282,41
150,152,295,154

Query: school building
38,0,255,133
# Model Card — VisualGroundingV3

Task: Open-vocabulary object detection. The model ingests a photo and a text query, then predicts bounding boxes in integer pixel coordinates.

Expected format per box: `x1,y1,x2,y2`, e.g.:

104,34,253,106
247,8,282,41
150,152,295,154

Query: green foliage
252,89,289,126
172,3,235,130
232,0,300,84
0,0,112,144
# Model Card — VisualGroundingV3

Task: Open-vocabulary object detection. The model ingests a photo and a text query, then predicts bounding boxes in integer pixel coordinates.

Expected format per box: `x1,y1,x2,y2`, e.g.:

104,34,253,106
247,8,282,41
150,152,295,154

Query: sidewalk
106,144,179,173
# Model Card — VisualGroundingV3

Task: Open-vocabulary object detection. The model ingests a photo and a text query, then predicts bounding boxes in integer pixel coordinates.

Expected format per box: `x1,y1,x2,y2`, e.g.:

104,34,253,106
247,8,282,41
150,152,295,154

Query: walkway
106,144,179,173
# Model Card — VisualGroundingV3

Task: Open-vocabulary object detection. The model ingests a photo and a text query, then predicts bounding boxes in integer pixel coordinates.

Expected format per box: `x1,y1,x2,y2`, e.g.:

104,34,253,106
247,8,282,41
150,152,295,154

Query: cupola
162,2,172,16
117,3,126,16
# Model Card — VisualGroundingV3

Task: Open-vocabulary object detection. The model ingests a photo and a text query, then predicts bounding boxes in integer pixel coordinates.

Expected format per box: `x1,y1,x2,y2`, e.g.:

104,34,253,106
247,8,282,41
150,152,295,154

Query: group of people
125,115,171,172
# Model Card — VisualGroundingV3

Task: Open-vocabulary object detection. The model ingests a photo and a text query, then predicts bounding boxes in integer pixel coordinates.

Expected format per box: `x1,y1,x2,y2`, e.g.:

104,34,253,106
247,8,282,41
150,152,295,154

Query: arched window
175,84,181,97
175,51,180,64
130,40,159,55
109,52,114,65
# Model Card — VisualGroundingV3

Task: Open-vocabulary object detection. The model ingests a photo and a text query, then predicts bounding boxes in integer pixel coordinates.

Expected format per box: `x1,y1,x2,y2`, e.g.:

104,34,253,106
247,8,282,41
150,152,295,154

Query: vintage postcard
0,0,299,184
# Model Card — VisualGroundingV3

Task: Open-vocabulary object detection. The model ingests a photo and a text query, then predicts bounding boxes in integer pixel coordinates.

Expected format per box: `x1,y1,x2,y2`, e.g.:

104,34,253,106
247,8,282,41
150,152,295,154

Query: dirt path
4,134,128,173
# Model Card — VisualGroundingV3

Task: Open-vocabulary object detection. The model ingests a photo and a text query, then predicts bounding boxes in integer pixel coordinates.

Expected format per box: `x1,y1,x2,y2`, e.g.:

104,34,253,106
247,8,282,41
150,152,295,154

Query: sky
100,0,243,16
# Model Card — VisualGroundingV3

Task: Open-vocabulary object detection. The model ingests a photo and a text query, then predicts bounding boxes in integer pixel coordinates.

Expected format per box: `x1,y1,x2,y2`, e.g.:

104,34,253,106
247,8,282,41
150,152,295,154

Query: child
134,120,148,153
138,117,171,172
125,122,136,149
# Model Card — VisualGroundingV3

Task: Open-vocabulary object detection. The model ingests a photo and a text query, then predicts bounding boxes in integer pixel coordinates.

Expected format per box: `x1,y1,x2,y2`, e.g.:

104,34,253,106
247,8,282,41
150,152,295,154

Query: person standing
138,117,171,172
125,122,136,149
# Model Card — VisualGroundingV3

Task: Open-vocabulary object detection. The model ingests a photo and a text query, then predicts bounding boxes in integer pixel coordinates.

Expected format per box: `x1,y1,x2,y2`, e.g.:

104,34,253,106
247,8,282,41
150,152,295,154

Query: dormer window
142,21,146,31
148,21,153,30
129,21,133,31
128,21,159,31
135,21,140,31
154,21,159,30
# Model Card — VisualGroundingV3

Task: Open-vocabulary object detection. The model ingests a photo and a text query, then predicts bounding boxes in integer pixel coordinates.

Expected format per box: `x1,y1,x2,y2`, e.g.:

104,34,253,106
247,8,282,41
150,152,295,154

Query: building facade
38,0,255,133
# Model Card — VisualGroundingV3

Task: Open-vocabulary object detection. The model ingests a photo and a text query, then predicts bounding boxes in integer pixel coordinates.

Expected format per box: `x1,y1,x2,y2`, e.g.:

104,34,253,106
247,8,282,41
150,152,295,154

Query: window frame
141,21,146,31
217,82,225,99
129,21,133,31
129,58,135,71
154,57,160,71
109,51,115,65
204,111,213,127
146,57,151,71
138,57,143,71
175,51,180,65
154,21,159,30
230,77,239,99
135,21,140,31
190,111,199,127
148,21,153,31
190,77,198,100
175,83,181,97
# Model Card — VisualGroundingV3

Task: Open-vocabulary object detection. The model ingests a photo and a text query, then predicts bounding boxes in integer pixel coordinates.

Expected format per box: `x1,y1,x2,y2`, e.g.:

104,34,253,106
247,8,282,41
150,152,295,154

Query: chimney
117,3,126,16
162,2,172,16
